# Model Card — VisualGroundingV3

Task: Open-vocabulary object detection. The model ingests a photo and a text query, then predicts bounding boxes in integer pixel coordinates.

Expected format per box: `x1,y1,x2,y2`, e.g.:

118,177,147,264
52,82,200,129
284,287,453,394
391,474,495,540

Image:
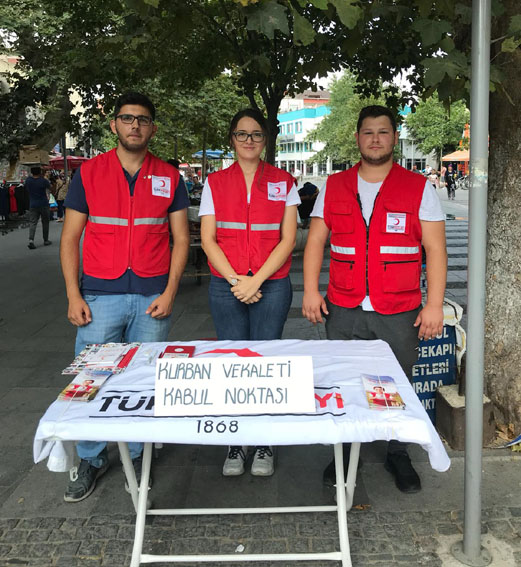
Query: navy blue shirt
65,163,189,296
25,176,50,208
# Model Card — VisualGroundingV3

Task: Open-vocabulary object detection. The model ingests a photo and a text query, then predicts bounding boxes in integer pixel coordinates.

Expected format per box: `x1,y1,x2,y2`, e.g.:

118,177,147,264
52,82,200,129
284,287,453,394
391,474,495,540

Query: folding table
34,339,450,567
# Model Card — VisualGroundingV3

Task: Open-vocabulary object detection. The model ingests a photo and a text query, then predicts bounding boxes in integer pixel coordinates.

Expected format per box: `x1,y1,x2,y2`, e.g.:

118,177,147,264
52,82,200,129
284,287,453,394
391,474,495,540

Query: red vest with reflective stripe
323,162,425,314
81,149,179,279
208,161,295,279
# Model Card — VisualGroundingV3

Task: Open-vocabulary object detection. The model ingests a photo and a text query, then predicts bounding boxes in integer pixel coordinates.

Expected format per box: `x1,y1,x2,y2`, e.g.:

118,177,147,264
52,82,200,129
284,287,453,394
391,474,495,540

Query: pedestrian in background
56,173,70,222
25,166,52,249
200,108,300,477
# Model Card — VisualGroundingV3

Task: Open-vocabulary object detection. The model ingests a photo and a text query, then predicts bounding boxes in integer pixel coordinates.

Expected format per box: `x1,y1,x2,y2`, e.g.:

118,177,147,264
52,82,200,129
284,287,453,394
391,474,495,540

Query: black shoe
323,444,361,487
28,241,36,250
64,459,109,503
44,240,52,246
384,453,421,493
124,455,153,493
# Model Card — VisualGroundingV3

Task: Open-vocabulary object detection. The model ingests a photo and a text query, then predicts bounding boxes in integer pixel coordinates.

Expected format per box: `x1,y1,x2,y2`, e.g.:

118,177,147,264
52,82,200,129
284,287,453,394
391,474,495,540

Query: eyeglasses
233,131,265,143
116,114,154,126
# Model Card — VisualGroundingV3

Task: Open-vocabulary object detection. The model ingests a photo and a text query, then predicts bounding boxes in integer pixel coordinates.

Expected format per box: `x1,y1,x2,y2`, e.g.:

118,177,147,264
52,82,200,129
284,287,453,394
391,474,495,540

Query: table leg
119,442,139,513
334,442,353,567
345,442,360,511
129,442,153,567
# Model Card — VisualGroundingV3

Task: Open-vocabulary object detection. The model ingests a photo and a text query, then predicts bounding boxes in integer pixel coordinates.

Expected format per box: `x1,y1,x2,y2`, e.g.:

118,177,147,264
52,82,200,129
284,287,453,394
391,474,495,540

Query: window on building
318,162,327,176
296,121,302,133
287,123,293,134
279,124,285,135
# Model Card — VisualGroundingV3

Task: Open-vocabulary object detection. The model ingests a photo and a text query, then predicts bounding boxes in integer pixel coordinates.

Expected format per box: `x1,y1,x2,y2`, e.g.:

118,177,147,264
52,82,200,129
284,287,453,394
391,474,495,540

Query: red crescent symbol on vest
159,180,166,188
394,217,400,225
200,348,262,357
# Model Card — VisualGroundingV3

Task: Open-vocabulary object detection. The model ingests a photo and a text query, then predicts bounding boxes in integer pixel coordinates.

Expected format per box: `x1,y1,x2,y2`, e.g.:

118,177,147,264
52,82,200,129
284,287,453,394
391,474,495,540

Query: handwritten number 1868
196,420,239,434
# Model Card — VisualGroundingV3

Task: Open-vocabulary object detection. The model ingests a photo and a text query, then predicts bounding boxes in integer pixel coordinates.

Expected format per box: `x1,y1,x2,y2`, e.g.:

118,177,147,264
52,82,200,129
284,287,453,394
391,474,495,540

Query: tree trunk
484,0,521,433
265,96,284,166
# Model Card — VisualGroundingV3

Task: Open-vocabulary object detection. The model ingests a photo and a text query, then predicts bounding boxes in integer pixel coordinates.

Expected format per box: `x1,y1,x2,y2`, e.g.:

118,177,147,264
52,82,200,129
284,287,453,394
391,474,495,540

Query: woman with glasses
200,108,300,477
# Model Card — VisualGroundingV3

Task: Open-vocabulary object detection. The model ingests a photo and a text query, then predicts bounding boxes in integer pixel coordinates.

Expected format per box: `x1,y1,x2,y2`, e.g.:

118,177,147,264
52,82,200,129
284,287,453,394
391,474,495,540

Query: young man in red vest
60,92,190,502
302,105,447,493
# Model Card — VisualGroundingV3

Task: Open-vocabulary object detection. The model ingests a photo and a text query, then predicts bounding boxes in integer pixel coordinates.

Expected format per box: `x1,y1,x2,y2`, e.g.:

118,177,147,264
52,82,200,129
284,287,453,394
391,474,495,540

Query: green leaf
415,0,433,19
439,36,455,53
507,14,521,37
245,1,289,39
310,0,329,8
501,37,521,53
422,58,448,86
330,0,362,30
411,18,452,46
292,10,316,46
142,0,159,7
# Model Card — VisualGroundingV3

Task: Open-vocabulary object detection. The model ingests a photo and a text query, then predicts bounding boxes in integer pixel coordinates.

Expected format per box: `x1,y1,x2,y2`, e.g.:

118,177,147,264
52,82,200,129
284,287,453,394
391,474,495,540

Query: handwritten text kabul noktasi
154,356,316,416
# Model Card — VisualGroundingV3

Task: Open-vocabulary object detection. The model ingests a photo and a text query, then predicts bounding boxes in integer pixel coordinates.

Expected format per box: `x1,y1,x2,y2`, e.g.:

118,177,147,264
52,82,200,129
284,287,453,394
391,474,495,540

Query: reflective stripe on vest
251,223,280,231
216,221,247,229
134,217,168,225
88,216,128,226
380,246,420,255
331,244,356,255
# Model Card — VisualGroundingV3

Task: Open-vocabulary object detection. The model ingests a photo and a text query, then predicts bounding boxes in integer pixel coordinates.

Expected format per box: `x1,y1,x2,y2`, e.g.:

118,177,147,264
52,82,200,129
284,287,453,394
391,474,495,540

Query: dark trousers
324,299,421,455
28,206,50,242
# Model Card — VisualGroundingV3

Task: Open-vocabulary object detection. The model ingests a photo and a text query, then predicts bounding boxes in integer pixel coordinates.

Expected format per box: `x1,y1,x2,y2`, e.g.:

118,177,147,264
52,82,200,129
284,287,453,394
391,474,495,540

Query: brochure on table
34,339,451,474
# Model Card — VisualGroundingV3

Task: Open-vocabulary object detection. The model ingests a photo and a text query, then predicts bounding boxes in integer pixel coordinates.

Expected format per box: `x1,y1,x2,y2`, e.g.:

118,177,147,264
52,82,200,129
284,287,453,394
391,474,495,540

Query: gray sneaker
124,455,153,493
64,459,109,502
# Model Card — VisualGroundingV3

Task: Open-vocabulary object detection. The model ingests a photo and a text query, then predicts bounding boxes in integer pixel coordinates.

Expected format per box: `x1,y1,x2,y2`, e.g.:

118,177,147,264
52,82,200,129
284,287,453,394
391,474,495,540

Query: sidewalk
0,206,520,566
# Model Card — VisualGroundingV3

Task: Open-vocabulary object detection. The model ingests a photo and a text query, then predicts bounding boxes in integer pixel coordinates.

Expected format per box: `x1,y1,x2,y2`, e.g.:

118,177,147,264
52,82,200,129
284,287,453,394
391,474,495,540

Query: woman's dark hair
228,108,269,146
114,91,156,120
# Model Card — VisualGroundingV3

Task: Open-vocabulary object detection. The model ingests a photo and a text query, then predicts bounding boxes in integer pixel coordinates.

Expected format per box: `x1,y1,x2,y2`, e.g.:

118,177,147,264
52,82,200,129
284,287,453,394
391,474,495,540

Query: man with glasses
60,91,190,502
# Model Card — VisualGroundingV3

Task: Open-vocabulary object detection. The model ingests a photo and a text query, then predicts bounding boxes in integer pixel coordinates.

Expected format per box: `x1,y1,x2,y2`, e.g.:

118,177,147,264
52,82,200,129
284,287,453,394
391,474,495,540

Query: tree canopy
306,72,392,165
405,94,469,162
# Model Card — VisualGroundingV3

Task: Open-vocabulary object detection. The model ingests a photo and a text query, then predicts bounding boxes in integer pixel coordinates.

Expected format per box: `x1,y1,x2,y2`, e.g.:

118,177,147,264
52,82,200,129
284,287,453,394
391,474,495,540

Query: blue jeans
75,293,172,465
208,275,292,340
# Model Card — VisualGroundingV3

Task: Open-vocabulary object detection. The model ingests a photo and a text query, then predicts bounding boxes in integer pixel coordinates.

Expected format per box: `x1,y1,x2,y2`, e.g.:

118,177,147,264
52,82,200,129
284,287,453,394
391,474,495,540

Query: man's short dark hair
30,166,42,176
114,92,156,120
167,159,180,169
357,105,397,133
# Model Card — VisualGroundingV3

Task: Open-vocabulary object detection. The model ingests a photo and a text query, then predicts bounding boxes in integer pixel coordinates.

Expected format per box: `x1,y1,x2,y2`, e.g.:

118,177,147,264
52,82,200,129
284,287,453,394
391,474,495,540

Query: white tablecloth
33,339,450,472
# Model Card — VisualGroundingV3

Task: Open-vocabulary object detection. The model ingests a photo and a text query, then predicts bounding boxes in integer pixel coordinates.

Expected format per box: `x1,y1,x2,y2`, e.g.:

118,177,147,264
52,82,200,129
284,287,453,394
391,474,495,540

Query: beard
114,125,151,152
359,149,394,166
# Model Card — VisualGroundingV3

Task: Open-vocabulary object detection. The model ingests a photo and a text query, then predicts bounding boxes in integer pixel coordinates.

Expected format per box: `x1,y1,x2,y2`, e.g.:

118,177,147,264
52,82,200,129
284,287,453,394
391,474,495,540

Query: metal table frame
120,440,361,567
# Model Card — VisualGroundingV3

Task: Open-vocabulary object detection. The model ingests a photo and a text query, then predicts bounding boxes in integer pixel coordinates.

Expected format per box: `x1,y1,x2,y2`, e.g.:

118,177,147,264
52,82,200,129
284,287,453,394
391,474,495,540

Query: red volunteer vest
208,161,295,279
323,162,425,314
81,149,179,279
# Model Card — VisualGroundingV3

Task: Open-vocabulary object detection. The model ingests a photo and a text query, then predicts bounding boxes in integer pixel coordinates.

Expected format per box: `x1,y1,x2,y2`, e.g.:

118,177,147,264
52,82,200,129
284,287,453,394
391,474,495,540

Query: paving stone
55,557,101,567
38,518,65,530
83,524,119,540
510,507,521,517
1,529,29,543
411,522,437,537
437,522,461,535
205,522,232,537
28,528,53,542
0,545,12,558
17,519,42,530
53,541,81,557
116,525,136,540
78,540,104,556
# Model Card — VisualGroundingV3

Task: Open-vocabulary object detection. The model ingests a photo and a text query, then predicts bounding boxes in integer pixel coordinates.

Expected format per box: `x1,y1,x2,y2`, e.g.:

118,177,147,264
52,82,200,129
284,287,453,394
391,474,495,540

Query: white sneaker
251,446,275,476
222,446,248,476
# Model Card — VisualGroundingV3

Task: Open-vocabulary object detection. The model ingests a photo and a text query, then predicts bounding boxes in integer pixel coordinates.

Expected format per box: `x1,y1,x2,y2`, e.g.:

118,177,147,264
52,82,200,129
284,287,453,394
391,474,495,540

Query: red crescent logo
394,217,400,225
199,348,262,357
159,180,166,188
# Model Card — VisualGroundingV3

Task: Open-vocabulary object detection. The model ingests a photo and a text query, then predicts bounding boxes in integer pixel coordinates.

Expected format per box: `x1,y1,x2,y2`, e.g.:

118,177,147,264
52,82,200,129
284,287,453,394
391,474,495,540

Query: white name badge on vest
386,212,407,233
151,176,171,198
267,181,287,201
